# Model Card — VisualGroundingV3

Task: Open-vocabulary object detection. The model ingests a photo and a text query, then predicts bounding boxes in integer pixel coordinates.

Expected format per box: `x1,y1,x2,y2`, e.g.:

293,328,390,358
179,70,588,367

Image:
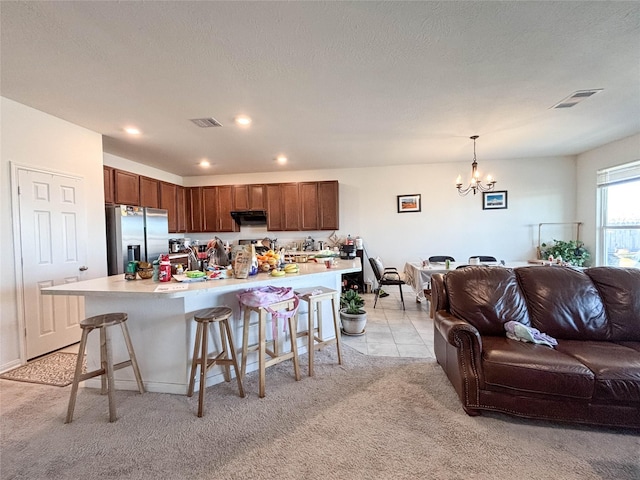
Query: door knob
79,266,88,271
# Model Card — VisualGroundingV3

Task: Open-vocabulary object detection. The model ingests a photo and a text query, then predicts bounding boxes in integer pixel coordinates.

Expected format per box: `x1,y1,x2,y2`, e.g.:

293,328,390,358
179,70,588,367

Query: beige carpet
1,345,638,480
0,352,84,387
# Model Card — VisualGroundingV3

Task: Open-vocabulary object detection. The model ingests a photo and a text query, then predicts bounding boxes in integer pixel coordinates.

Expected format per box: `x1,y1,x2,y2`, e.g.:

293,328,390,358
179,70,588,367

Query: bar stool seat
187,306,245,417
240,298,301,398
66,313,145,424
294,286,343,376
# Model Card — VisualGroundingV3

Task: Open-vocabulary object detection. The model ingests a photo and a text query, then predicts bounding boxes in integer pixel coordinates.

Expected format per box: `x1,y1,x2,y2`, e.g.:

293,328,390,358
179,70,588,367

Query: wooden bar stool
240,298,301,398
65,313,145,424
187,307,245,417
295,287,343,376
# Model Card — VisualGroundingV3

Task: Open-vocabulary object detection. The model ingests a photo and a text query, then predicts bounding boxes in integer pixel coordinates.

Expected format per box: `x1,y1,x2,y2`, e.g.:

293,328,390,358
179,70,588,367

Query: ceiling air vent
189,117,223,128
551,89,603,109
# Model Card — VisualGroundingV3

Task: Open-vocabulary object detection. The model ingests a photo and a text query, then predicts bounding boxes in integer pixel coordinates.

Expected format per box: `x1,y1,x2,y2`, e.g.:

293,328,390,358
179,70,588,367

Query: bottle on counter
159,254,172,282
176,263,184,275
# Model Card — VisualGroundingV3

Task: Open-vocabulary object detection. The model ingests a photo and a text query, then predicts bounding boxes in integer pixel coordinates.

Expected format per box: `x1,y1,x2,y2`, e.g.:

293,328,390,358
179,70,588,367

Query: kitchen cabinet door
266,184,283,231
232,185,249,210
159,182,178,232
188,187,204,232
249,184,266,210
103,166,114,204
318,180,339,230
281,183,301,231
202,187,219,232
113,169,139,206
217,185,237,232
139,176,160,208
300,182,319,230
176,186,187,233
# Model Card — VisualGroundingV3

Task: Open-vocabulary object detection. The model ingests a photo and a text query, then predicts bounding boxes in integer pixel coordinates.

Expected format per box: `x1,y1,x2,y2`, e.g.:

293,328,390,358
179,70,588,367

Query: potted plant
540,239,590,267
340,289,367,335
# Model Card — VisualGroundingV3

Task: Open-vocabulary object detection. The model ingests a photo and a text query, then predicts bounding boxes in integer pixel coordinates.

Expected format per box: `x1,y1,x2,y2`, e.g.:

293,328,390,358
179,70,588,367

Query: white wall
1,97,106,371
576,133,640,263
104,153,183,185
185,155,577,284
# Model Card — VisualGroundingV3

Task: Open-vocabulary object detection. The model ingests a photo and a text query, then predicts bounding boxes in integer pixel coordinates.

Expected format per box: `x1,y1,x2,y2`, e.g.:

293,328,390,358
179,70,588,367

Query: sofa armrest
434,310,486,409
435,311,483,353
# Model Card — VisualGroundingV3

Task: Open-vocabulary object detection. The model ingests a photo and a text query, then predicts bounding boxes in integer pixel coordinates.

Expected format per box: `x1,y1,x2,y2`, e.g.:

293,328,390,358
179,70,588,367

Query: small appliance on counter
340,244,356,259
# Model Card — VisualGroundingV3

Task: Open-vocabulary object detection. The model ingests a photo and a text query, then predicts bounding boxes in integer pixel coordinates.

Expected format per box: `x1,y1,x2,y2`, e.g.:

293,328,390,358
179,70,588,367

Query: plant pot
340,309,367,335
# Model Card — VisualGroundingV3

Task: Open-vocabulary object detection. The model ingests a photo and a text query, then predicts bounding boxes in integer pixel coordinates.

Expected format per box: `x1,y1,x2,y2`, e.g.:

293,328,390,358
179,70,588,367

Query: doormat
0,352,85,387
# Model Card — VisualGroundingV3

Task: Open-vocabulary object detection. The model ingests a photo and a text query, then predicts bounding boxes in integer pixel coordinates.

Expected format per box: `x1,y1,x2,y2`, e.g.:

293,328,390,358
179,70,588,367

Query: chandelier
455,135,496,196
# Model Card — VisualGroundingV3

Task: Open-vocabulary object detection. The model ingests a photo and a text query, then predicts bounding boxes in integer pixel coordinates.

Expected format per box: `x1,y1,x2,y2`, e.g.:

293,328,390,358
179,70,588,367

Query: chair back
469,256,497,263
368,257,384,282
428,256,455,263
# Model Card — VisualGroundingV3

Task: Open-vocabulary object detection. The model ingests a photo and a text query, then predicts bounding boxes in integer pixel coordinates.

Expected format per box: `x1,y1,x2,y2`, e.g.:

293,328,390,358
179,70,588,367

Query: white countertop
42,258,361,299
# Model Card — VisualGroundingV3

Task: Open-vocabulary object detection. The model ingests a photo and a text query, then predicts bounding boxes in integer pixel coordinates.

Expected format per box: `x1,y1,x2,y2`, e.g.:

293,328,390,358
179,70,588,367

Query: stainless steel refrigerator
105,205,169,275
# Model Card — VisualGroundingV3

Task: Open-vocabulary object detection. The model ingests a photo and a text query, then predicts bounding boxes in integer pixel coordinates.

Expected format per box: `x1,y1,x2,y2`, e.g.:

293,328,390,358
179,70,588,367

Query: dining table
403,261,533,312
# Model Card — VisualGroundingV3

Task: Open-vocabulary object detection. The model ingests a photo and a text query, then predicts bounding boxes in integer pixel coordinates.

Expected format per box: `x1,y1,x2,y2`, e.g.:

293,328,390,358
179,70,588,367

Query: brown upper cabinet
113,169,139,206
176,186,188,233
103,166,114,204
300,182,319,230
265,184,284,231
139,176,160,208
281,183,302,231
202,185,237,233
159,182,178,232
232,184,266,211
318,181,339,230
188,187,204,233
103,167,339,233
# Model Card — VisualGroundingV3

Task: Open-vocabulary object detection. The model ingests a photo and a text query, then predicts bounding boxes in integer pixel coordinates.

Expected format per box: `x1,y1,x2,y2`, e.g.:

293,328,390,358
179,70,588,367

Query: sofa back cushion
445,267,530,335
516,267,608,341
585,267,640,341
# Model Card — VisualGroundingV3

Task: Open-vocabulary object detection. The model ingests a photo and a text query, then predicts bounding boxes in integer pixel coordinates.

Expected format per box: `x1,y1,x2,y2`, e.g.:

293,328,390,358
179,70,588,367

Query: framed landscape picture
397,194,421,213
483,191,508,210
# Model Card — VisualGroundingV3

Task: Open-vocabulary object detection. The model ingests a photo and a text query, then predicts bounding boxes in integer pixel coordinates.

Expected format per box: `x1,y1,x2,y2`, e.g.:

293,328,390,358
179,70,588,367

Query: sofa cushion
481,336,594,399
585,267,640,341
556,340,640,403
516,267,608,341
445,267,530,336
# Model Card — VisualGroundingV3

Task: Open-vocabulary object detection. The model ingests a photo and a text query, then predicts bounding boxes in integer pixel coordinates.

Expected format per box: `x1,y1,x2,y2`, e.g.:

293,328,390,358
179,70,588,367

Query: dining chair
368,257,405,310
469,256,497,263
428,256,456,263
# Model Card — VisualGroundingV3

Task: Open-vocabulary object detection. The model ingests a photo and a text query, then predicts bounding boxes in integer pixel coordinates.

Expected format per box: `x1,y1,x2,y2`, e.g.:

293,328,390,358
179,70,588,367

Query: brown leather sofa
431,266,640,428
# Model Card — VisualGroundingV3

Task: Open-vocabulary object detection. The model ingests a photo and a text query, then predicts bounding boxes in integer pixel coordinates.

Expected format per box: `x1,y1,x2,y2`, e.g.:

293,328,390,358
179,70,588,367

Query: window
597,161,640,267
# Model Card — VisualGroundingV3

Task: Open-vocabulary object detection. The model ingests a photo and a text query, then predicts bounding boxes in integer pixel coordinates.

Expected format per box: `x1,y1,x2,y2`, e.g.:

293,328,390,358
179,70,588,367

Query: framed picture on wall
397,194,421,213
483,191,508,210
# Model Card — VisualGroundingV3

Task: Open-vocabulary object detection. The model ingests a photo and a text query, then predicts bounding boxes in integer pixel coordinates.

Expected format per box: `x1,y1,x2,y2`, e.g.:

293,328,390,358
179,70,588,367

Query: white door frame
10,162,86,364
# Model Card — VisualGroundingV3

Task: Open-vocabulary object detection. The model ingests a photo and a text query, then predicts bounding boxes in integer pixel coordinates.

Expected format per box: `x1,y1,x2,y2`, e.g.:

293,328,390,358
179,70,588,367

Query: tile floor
340,287,435,359
58,287,435,359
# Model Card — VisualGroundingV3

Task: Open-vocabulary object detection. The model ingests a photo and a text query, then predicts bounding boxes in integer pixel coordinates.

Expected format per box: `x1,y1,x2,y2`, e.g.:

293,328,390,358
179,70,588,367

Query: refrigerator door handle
79,266,88,271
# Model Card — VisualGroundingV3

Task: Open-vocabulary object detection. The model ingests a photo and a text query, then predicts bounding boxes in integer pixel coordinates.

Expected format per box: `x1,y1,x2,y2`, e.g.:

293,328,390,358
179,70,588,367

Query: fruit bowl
137,268,153,279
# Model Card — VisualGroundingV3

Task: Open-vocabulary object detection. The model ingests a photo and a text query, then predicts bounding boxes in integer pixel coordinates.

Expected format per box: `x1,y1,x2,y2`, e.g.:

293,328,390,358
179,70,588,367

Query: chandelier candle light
456,135,497,196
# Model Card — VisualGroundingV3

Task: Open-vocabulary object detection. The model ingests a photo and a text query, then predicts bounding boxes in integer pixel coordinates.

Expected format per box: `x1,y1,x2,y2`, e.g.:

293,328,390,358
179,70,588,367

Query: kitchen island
42,258,361,394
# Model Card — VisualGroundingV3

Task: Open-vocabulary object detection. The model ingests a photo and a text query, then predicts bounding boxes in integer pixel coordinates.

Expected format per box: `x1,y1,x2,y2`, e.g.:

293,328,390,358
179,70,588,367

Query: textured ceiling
2,1,639,176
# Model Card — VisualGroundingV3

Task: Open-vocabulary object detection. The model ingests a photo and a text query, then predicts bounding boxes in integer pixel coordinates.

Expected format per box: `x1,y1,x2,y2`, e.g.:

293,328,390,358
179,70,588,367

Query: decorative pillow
374,257,385,276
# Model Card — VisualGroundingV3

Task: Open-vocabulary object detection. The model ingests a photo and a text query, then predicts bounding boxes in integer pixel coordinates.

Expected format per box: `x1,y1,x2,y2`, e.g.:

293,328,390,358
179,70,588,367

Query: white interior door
17,168,88,359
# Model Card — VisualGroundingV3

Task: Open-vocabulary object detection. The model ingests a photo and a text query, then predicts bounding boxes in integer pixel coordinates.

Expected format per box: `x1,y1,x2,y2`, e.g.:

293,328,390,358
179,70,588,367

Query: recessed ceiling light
199,160,211,167
235,115,252,126
276,155,287,164
124,127,141,135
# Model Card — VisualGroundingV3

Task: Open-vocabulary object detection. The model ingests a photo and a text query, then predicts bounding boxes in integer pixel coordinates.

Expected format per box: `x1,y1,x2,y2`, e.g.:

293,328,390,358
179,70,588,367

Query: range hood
230,210,268,226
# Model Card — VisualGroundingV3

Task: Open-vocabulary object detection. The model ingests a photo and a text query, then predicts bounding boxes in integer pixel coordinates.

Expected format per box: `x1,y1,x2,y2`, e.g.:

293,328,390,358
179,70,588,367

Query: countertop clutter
41,257,362,395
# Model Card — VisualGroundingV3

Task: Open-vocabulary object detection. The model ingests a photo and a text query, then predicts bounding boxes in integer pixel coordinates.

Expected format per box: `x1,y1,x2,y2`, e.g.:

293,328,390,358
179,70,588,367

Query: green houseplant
539,239,590,267
340,289,367,335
